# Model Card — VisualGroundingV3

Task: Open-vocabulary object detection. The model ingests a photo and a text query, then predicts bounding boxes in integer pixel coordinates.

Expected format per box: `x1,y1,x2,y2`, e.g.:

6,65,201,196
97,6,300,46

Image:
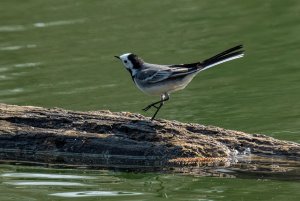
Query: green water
0,0,299,200
0,164,299,201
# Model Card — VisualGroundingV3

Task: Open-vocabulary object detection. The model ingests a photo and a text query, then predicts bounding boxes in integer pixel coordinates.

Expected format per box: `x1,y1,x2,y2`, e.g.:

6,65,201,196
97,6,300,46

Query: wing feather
145,70,172,83
135,67,196,83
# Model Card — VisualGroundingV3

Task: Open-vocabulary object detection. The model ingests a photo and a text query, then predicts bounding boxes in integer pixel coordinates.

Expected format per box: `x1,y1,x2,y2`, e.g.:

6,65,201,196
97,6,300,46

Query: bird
115,45,244,120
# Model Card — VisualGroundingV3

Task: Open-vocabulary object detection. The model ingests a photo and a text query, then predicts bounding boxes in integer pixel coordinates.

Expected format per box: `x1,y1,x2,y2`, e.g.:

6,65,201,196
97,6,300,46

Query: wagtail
115,45,244,120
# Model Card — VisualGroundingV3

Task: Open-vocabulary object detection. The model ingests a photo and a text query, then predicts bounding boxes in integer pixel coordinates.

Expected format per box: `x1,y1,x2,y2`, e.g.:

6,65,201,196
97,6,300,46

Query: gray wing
135,67,198,83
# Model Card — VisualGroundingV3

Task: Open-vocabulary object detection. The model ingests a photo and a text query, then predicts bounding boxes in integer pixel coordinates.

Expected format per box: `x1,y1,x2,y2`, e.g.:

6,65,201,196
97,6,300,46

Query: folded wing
136,67,198,83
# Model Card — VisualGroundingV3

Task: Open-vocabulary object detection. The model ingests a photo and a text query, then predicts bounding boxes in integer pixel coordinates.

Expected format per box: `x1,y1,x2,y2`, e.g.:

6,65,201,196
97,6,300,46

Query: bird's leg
143,99,164,111
150,93,170,121
150,93,170,120
150,102,163,121
143,93,170,111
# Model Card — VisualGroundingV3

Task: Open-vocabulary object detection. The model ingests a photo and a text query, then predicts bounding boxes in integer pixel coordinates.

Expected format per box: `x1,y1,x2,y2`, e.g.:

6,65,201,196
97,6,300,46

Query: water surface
0,164,299,201
0,0,299,200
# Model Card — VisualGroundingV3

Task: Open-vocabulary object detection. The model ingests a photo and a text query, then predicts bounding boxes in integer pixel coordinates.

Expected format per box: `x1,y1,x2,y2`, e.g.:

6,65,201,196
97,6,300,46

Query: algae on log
0,103,299,175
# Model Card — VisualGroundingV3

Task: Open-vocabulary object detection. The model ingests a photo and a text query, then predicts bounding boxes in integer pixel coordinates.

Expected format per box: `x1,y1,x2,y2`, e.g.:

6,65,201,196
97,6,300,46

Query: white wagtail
115,45,244,120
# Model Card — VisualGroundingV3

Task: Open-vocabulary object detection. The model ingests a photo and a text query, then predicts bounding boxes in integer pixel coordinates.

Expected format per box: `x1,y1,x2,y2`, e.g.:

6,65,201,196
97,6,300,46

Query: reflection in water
0,164,299,201
50,191,143,198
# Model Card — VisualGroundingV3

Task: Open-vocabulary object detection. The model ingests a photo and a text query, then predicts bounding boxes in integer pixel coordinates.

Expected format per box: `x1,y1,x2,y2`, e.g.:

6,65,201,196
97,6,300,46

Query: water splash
229,147,252,164
241,147,251,155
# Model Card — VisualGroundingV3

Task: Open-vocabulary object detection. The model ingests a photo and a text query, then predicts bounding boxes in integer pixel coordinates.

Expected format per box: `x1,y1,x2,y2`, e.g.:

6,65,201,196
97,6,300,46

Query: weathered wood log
0,103,299,176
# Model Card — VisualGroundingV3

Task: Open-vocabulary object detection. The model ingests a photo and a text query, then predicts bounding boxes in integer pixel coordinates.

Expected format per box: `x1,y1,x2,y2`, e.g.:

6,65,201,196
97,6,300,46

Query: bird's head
115,53,143,76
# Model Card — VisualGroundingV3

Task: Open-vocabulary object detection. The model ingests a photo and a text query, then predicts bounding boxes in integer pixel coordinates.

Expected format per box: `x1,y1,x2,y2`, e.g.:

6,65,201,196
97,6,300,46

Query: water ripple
0,88,25,96
2,173,93,179
0,25,25,32
33,19,85,28
0,75,8,80
0,44,36,51
14,62,41,68
50,191,142,198
5,181,89,186
0,67,8,72
0,18,85,33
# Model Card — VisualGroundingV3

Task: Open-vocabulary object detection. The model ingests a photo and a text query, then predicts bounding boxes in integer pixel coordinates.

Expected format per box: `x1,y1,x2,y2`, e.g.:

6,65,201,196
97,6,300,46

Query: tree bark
0,103,299,175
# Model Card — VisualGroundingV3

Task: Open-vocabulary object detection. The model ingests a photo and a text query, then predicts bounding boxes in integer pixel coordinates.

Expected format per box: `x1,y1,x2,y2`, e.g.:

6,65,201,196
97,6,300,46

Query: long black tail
200,45,244,69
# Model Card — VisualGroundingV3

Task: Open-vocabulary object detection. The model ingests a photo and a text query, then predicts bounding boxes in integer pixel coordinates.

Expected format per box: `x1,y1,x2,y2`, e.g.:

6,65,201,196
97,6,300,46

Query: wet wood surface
0,103,299,176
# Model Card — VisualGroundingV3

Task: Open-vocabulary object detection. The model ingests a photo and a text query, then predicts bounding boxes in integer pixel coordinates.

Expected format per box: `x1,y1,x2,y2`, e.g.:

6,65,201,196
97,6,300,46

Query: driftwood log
0,103,299,176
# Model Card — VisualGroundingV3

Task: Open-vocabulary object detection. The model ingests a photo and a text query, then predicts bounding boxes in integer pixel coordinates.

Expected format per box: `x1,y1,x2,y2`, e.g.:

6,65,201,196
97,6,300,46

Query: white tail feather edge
199,53,244,72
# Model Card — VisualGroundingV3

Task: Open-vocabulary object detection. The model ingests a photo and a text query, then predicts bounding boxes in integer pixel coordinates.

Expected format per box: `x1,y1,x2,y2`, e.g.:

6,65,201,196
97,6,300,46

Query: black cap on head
127,54,142,69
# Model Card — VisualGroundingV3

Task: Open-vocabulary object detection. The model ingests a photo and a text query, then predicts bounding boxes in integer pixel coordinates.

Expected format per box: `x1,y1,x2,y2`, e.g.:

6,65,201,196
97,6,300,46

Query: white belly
134,74,197,96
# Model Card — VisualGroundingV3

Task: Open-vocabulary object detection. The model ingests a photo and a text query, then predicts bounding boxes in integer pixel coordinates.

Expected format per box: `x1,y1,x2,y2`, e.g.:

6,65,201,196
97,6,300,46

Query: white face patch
130,68,138,76
119,53,133,69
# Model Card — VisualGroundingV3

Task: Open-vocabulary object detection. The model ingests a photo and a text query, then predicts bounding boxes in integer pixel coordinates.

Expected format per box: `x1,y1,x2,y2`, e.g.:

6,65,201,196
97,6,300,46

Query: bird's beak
114,55,120,60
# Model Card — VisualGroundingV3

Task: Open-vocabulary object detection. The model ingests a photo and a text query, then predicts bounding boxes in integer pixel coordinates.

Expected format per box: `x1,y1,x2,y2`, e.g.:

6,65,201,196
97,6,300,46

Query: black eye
124,60,128,63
